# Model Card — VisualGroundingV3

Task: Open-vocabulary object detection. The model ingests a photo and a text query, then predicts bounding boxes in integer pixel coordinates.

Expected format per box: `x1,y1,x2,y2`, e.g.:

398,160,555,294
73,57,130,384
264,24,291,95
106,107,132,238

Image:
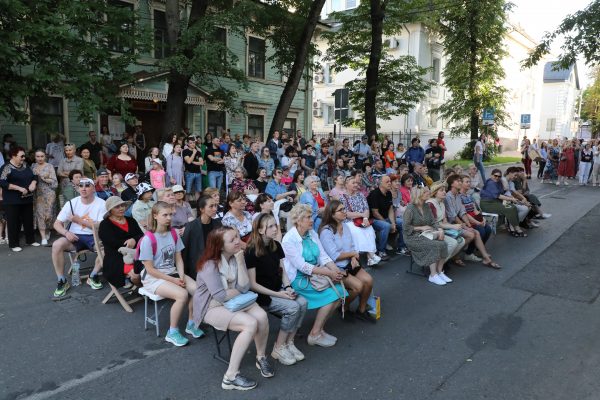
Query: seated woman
390,174,408,218
230,166,258,213
222,191,253,247
132,183,155,231
403,186,450,286
252,193,282,241
253,167,269,194
182,195,222,279
245,213,307,366
99,196,144,288
426,182,466,265
328,174,346,201
289,169,307,201
479,168,528,237
138,202,204,347
503,167,535,228
281,204,346,347
513,168,551,219
171,185,194,236
299,175,327,231
339,175,380,266
203,187,224,218
193,226,273,391
319,200,376,323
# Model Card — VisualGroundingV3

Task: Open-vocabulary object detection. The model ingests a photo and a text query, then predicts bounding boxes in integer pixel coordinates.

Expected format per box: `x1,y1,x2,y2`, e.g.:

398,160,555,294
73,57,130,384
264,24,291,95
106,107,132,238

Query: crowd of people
0,128,566,391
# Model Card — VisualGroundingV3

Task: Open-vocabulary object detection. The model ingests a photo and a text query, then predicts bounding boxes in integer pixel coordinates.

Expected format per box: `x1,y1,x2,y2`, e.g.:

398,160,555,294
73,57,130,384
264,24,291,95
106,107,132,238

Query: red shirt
437,138,446,158
314,191,325,208
107,156,137,177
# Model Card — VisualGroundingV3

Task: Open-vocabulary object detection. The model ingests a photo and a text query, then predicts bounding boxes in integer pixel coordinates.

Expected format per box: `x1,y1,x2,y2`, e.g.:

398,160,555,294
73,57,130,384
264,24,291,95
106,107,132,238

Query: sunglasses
79,183,93,188
492,174,501,178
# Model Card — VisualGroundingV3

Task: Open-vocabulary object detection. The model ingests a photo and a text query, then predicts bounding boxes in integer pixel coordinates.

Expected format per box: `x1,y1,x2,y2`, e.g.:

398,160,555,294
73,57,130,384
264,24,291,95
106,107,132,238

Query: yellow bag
367,294,381,320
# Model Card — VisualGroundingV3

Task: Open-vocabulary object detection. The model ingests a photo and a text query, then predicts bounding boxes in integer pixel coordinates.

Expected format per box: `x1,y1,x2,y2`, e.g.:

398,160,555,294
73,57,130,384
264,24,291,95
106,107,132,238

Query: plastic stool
138,287,165,337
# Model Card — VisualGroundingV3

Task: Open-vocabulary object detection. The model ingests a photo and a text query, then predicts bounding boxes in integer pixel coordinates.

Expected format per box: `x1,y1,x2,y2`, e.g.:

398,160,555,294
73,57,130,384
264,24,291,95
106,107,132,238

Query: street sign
334,88,349,122
482,107,495,126
520,114,531,129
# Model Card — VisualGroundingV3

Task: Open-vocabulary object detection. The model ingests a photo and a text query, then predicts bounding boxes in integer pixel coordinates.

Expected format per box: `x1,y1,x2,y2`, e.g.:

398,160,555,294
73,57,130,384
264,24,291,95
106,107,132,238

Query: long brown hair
196,226,236,271
149,201,173,233
318,199,343,234
247,213,278,257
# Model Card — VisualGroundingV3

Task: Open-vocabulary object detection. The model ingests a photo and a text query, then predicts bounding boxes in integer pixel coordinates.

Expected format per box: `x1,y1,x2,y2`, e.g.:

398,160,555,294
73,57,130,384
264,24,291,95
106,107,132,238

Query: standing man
243,141,260,180
473,134,486,182
205,136,225,189
133,125,146,171
354,135,372,169
182,137,204,202
296,130,306,149
79,131,103,169
267,130,281,168
405,138,425,173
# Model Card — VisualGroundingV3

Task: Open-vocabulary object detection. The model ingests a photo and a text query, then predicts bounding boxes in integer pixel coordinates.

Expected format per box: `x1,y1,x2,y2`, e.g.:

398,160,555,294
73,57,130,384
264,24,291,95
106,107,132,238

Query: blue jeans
473,156,485,182
184,172,202,194
372,217,405,252
208,171,223,189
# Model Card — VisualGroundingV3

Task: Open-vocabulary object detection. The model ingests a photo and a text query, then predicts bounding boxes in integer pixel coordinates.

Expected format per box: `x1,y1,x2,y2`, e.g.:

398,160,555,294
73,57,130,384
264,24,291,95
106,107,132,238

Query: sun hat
151,159,163,167
103,196,132,219
124,173,137,182
171,184,185,193
429,181,447,196
135,182,154,198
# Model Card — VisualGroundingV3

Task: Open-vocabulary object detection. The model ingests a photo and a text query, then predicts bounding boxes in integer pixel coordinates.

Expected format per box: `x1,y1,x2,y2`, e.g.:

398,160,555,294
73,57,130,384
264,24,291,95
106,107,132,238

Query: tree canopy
581,67,600,137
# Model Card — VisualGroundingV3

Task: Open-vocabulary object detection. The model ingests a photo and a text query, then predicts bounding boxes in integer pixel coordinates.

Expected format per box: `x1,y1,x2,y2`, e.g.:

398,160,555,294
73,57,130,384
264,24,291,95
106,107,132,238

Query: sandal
454,259,466,267
483,259,501,269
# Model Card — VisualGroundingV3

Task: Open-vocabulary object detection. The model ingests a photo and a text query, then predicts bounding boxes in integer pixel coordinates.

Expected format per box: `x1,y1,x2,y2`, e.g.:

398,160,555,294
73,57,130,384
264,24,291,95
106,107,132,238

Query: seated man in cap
121,172,139,202
51,178,107,299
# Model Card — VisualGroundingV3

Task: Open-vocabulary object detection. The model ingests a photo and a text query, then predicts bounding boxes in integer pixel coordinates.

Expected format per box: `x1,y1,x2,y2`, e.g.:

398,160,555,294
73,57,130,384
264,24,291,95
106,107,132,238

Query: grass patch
449,156,521,168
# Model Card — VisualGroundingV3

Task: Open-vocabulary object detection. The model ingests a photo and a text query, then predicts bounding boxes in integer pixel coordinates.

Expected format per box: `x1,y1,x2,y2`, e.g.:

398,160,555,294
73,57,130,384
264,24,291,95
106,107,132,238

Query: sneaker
41,239,49,246
286,343,305,361
439,272,453,283
395,247,410,256
377,251,390,261
428,274,446,286
564,182,569,186
371,254,381,263
255,356,275,378
367,257,379,267
185,322,205,338
464,253,482,262
386,244,394,251
307,333,336,347
165,330,189,347
53,279,71,298
322,331,337,343
541,213,552,219
556,182,560,186
222,374,257,391
86,275,103,290
123,279,133,289
355,310,377,324
11,247,22,252
29,242,41,247
271,345,296,365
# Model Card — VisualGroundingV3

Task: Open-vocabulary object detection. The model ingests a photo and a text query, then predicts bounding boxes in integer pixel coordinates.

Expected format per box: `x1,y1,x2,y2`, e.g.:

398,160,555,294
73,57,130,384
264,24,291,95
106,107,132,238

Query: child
132,183,155,232
149,159,166,190
111,173,127,194
137,201,204,346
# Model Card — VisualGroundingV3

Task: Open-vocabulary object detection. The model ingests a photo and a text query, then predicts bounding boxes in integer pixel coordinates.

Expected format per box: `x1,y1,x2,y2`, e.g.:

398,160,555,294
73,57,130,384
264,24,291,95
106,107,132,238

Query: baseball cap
125,173,137,181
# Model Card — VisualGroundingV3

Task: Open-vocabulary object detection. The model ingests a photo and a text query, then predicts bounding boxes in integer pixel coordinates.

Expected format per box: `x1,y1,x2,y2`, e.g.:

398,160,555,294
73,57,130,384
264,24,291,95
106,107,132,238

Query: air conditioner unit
312,100,321,109
313,108,322,117
314,74,324,83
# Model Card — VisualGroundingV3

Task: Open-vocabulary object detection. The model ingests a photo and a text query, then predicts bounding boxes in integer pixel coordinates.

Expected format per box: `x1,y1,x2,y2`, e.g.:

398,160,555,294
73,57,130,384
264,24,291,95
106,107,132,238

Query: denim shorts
74,234,95,252
185,172,202,194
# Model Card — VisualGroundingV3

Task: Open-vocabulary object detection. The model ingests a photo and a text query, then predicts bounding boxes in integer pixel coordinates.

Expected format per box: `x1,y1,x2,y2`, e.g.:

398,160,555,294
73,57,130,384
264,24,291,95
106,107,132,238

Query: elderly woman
98,196,144,288
480,168,528,237
107,141,137,177
339,175,380,266
170,185,194,235
221,191,253,246
57,143,84,191
32,149,58,246
230,166,258,213
402,186,450,286
95,169,117,200
282,204,346,347
319,200,375,323
0,147,39,251
299,175,327,231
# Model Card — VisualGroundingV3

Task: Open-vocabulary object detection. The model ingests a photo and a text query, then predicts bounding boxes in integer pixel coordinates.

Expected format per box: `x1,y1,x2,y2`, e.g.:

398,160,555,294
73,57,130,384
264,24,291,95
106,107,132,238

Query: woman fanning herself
138,202,204,347
319,201,375,323
193,227,273,391
246,213,308,366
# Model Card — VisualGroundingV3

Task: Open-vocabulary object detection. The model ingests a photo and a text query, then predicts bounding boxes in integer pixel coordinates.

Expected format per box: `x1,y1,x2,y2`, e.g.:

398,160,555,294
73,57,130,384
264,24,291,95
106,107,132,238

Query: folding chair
481,212,499,235
138,287,166,336
212,327,232,365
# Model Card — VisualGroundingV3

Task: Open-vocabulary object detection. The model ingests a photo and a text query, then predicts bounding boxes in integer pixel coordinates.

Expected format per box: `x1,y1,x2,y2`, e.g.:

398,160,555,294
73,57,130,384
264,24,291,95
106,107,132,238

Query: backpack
134,228,179,261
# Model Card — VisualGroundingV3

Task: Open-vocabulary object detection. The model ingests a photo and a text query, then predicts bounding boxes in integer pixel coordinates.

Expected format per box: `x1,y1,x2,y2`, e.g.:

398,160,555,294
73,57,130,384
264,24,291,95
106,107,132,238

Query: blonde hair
149,201,173,232
203,187,220,198
156,188,173,201
289,203,313,225
429,181,447,197
410,186,430,206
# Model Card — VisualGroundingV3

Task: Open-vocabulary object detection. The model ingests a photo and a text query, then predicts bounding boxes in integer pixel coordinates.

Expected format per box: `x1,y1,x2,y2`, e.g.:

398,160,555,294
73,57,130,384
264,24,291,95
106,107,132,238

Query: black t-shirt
338,148,354,160
367,188,393,219
303,153,316,169
254,179,267,194
79,141,103,167
244,242,285,306
205,146,225,172
425,147,443,169
182,148,202,173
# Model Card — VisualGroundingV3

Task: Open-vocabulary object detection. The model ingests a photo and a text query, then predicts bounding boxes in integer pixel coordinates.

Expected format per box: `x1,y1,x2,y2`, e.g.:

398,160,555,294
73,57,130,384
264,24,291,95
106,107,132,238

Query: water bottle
71,261,81,286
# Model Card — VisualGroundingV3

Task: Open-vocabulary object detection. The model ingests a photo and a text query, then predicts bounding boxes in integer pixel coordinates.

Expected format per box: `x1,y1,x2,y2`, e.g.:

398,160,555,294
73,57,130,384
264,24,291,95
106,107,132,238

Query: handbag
299,270,347,317
223,291,258,312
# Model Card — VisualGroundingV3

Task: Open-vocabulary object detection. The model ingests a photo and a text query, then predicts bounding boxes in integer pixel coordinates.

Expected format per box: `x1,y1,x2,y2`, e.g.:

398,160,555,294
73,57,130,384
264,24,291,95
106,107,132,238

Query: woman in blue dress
542,139,560,183
281,203,347,348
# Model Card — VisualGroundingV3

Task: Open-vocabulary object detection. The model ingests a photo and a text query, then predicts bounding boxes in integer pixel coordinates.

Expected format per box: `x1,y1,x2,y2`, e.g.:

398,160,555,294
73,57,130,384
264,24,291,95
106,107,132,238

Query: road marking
538,187,567,199
22,347,172,400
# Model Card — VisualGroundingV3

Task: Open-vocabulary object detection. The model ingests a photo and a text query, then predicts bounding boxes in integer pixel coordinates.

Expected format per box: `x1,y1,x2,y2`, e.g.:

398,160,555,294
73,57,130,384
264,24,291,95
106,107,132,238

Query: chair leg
144,296,148,331
212,327,230,365
154,300,160,337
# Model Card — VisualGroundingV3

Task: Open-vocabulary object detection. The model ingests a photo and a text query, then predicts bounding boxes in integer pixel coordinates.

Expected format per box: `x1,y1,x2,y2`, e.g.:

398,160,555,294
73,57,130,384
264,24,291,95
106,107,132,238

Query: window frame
247,36,266,79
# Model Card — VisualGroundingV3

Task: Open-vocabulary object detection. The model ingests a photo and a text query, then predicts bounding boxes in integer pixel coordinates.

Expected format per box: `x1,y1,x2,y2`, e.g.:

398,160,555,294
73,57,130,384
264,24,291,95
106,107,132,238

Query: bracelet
283,285,292,290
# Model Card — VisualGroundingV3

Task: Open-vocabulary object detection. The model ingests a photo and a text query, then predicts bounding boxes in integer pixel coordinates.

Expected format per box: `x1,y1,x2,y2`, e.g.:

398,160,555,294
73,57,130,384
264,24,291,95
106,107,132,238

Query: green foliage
523,0,600,69
431,0,512,139
581,67,600,137
0,0,150,123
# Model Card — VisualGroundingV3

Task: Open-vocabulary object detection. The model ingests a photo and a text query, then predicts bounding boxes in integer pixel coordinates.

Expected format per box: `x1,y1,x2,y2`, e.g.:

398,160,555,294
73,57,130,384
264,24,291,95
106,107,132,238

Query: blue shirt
319,224,355,269
406,146,425,165
265,180,287,199
480,178,503,200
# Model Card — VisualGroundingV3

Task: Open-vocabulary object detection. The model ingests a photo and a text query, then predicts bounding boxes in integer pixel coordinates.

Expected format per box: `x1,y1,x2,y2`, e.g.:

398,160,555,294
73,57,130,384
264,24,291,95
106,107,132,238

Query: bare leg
436,259,445,274
183,275,197,320
225,312,258,379
51,238,75,278
245,304,269,358
155,281,189,329
355,269,373,312
342,274,363,309
310,300,339,337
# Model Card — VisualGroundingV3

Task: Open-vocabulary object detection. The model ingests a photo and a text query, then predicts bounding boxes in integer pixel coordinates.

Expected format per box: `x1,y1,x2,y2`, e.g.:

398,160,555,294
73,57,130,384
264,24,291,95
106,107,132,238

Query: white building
537,62,581,140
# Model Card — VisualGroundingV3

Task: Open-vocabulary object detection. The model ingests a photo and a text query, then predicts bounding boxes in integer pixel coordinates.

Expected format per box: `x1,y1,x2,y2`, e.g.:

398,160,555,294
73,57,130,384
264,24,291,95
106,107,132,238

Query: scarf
218,251,249,291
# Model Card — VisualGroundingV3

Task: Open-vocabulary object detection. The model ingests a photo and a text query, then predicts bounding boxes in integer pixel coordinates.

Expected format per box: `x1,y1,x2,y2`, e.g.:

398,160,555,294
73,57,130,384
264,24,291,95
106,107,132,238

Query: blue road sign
482,107,495,126
520,114,531,129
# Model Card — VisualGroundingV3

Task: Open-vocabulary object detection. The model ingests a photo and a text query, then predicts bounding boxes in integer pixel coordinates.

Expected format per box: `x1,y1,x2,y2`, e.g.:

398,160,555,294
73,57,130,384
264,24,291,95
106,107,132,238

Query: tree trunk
162,71,191,143
468,3,480,140
364,0,385,137
268,0,326,141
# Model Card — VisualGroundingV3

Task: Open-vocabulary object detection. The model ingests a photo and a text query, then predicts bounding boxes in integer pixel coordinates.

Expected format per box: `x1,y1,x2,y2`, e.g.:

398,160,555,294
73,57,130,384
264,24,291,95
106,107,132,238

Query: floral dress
230,178,257,213
543,146,560,180
222,210,253,238
32,163,58,230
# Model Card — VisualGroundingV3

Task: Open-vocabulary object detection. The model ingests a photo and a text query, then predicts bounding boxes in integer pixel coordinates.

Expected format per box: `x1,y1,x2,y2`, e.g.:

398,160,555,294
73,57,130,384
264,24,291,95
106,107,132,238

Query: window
428,106,439,128
107,0,134,53
248,114,264,138
326,105,335,125
207,110,226,136
153,10,170,59
546,118,556,132
432,58,441,83
346,0,357,8
214,27,227,61
30,97,64,150
283,118,296,135
248,37,265,79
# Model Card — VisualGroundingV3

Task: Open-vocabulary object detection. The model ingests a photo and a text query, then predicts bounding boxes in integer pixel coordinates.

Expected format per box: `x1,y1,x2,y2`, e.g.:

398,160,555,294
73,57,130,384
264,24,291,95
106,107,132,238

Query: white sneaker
41,239,48,246
386,244,394,251
428,274,446,286
286,342,305,361
542,213,552,219
464,253,482,262
371,254,381,263
556,182,560,186
564,182,569,186
367,257,379,266
30,242,41,247
271,344,296,365
439,272,453,283
11,247,23,252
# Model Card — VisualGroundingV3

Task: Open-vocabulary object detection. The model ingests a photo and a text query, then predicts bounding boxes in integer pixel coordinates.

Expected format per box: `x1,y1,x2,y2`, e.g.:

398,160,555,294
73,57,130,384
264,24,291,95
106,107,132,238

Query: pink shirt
150,169,166,190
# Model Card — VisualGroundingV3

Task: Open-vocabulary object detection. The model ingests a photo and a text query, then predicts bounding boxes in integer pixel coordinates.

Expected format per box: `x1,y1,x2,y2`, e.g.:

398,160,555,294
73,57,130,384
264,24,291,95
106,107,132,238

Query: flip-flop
483,260,501,269
454,259,466,267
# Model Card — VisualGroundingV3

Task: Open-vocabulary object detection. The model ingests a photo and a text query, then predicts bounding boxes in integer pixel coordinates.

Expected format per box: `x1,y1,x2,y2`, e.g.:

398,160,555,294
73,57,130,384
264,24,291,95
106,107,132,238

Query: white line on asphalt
538,187,567,199
21,347,172,400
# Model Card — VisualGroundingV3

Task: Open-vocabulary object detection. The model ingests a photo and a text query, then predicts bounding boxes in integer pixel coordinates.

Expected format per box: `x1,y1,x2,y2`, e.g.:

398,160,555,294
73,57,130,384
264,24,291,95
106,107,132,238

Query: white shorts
141,269,176,295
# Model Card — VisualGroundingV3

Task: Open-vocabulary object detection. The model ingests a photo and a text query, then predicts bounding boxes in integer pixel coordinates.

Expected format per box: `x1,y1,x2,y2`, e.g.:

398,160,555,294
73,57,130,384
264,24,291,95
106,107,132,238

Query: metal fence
311,129,437,147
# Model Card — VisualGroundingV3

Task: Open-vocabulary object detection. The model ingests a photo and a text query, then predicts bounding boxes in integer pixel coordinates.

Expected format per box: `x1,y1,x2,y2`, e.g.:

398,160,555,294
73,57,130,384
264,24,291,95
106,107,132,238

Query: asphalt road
1,174,600,400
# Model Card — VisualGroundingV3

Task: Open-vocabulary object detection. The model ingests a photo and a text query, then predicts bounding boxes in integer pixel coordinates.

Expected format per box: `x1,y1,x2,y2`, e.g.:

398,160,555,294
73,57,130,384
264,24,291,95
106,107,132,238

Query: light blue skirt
292,274,347,310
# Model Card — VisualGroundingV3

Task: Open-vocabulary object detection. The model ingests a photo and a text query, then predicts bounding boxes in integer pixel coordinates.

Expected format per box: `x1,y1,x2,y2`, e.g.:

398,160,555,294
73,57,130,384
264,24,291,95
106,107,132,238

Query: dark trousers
537,160,546,178
5,203,35,248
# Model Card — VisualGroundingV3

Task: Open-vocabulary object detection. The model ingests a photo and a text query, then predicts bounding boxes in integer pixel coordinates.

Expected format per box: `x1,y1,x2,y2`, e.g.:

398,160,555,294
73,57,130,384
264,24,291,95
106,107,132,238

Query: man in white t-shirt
51,178,106,299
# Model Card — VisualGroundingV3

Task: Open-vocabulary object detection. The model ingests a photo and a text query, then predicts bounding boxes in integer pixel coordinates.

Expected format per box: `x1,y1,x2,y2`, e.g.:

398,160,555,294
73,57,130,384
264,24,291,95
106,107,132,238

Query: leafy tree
432,0,512,140
0,0,148,123
581,67,600,137
523,0,600,69
323,0,431,134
